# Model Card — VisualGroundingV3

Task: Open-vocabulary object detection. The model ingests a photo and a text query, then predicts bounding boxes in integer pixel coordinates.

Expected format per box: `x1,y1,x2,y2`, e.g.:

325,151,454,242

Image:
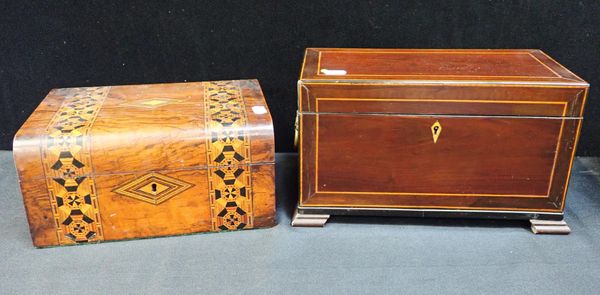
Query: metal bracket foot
291,208,330,227
530,219,571,234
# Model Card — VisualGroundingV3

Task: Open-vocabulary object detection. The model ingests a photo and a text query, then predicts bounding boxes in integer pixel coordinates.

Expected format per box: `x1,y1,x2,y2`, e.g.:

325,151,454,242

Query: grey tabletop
1,151,600,294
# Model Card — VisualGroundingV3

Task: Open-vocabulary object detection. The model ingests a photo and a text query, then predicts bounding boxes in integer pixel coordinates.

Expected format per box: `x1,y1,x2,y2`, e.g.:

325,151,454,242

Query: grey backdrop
2,152,600,294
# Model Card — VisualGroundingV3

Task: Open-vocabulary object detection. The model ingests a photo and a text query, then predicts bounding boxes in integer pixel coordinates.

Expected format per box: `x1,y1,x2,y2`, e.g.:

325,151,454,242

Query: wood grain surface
14,79,275,247
300,48,587,84
298,48,588,217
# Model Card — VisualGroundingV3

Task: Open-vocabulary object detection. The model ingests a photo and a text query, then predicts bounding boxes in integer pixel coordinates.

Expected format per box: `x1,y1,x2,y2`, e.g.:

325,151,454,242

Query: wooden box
293,48,589,234
14,80,276,247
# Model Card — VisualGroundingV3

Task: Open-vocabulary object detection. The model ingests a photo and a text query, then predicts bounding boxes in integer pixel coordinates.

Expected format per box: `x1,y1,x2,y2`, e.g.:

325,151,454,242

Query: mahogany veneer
293,48,589,234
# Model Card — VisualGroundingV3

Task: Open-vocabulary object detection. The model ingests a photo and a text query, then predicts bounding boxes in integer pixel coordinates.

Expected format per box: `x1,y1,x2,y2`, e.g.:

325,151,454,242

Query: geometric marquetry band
204,81,254,231
42,87,109,245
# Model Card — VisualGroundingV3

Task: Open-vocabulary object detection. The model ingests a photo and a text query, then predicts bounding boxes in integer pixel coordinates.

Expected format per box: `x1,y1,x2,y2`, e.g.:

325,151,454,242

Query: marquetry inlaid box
14,80,276,247
293,48,589,234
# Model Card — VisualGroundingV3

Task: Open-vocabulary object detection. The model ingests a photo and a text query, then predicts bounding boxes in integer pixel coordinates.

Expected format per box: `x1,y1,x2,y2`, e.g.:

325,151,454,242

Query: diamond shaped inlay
125,97,181,108
112,172,194,205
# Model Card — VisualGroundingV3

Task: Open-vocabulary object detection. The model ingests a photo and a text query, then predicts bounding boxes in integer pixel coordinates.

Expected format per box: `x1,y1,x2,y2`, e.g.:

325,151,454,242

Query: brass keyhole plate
431,121,442,143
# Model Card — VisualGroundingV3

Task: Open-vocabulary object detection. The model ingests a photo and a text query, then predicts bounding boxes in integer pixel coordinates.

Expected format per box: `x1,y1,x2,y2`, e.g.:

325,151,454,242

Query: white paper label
252,106,268,114
320,69,347,75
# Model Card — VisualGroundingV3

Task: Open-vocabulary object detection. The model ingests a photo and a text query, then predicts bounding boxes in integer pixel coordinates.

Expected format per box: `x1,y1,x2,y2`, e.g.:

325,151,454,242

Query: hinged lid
14,80,274,179
298,48,589,117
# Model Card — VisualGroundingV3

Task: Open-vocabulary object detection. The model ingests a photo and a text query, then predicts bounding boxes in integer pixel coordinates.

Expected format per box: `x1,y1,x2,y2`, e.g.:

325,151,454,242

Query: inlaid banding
42,87,109,244
204,81,254,231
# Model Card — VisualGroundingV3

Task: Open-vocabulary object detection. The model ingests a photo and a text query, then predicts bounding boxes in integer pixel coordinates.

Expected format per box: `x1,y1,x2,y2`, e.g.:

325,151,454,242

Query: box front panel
300,112,579,212
29,163,275,245
97,169,212,240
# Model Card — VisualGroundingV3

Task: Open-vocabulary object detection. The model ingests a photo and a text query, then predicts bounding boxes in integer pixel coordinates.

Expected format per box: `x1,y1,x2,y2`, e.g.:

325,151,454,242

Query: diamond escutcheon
112,172,194,205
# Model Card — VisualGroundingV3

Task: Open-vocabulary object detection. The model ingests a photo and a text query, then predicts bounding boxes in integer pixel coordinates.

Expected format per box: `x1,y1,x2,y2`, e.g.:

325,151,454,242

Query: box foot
530,219,571,234
291,208,330,227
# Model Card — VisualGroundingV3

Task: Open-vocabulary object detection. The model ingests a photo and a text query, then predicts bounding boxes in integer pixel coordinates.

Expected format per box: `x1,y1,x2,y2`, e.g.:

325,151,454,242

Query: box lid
298,48,589,117
300,48,588,86
14,80,274,178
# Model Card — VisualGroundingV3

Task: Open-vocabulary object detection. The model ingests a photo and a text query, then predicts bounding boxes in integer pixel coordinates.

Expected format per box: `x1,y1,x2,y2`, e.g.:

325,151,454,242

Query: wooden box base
292,206,571,234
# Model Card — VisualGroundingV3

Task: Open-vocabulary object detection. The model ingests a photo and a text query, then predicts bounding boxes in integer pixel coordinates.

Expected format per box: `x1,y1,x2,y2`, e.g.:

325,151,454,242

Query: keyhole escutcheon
431,121,442,143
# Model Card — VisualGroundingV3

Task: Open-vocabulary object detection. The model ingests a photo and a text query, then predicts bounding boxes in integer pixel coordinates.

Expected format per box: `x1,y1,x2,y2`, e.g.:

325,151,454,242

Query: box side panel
251,163,276,228
13,89,69,247
29,87,111,246
300,48,320,80
241,79,275,164
17,178,59,247
203,80,276,231
13,89,66,180
299,113,317,204
551,118,583,211
239,80,276,227
15,125,59,247
299,83,586,117
530,50,589,84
